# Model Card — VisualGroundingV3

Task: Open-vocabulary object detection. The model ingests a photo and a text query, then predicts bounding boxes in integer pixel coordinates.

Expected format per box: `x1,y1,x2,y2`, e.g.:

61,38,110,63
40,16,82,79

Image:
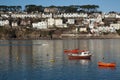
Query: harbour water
0,39,120,80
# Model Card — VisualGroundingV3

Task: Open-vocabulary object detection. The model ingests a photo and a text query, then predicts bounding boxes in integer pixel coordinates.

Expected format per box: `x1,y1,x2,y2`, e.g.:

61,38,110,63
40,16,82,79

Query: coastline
1,34,120,40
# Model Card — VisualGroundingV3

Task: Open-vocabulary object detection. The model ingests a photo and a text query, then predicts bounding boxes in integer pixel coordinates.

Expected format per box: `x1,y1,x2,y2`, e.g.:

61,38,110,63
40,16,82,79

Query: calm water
0,39,120,80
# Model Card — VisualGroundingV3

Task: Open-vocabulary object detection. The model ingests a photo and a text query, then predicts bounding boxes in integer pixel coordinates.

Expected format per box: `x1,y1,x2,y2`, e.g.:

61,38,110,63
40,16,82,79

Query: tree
16,6,22,12
0,5,22,12
25,4,43,13
80,5,99,13
0,5,8,12
53,5,78,13
65,5,78,13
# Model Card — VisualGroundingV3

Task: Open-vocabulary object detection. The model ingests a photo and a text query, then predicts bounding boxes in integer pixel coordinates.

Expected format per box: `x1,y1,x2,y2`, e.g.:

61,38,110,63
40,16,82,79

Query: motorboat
68,51,92,59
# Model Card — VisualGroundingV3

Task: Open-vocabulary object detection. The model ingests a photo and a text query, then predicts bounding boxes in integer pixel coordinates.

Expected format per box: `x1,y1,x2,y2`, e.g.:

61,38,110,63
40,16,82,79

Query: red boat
68,51,92,59
64,49,86,53
98,61,116,67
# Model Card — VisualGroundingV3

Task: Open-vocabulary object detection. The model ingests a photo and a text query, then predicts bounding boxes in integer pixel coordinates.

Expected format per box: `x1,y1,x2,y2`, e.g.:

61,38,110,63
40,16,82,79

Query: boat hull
68,54,92,59
98,66,115,69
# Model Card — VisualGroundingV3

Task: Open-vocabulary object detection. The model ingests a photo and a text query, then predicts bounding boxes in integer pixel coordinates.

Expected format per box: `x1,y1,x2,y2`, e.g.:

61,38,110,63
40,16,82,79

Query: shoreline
1,35,120,40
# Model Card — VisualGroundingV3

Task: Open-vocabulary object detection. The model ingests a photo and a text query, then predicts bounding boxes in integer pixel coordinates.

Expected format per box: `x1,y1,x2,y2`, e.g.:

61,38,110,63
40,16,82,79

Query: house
116,14,120,18
54,19,63,28
67,19,75,24
42,13,52,18
12,22,18,27
32,21,47,29
0,20,9,26
47,18,55,28
79,27,87,32
44,8,58,13
110,23,120,30
96,14,102,23
11,14,38,18
104,13,116,18
19,19,31,26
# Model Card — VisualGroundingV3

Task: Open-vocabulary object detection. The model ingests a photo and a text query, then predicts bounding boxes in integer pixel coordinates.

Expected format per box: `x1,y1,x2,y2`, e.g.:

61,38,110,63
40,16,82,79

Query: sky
0,0,120,13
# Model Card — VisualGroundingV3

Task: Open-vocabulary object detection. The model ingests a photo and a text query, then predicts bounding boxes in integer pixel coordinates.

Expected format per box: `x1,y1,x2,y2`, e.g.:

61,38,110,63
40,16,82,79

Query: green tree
25,4,43,13
0,5,22,12
80,5,99,13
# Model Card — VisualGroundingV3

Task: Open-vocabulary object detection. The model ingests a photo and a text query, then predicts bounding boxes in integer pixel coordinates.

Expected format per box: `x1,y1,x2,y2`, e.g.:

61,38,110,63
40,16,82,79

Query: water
0,39,120,80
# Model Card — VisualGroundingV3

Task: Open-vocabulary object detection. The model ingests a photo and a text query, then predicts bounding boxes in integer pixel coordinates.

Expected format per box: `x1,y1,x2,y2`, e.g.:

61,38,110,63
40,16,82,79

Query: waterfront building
11,14,38,18
110,23,120,30
53,13,63,18
96,14,102,23
63,13,88,18
0,20,9,26
47,18,55,28
67,19,75,24
104,13,116,18
42,13,52,18
79,27,87,32
1,14,9,18
116,14,120,18
54,19,63,28
32,21,47,29
12,22,18,27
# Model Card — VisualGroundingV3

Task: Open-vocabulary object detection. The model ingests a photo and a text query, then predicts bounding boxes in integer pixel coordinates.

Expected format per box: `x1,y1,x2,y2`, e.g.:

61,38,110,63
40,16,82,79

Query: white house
97,26,116,33
104,13,116,18
42,13,52,18
67,19,75,24
116,14,120,18
96,14,102,22
110,23,120,30
80,28,87,32
47,18,55,28
63,13,88,18
0,20,9,26
32,21,47,29
54,19,63,28
63,24,68,28
12,22,18,27
11,14,38,18
1,14,9,18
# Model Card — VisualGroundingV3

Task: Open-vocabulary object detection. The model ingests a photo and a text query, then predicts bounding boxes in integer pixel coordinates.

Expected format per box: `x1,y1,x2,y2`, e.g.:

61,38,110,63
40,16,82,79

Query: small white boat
68,51,92,59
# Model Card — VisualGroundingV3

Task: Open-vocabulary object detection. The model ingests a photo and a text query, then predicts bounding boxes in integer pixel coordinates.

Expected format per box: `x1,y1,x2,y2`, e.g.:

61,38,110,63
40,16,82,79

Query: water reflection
98,66,116,70
0,40,33,80
0,39,120,80
70,59,90,64
79,59,91,65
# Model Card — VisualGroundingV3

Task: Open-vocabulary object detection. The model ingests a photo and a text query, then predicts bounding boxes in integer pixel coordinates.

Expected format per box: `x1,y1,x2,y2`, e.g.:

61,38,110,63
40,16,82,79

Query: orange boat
98,61,116,67
64,49,86,53
64,49,79,53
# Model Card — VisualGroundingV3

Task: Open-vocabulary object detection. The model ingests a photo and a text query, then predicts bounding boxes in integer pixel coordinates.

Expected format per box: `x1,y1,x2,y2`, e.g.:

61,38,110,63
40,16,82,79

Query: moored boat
64,49,79,53
64,49,86,53
68,51,92,59
98,61,116,67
